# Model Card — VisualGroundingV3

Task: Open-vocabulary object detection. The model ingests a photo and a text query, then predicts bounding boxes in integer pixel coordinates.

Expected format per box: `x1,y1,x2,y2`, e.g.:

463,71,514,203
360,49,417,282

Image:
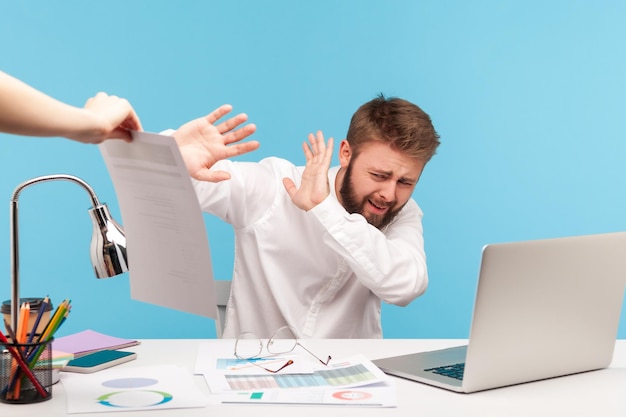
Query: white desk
2,339,625,417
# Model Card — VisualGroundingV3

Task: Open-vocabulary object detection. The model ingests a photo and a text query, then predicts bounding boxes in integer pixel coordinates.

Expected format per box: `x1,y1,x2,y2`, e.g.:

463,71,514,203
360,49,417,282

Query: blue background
1,1,625,339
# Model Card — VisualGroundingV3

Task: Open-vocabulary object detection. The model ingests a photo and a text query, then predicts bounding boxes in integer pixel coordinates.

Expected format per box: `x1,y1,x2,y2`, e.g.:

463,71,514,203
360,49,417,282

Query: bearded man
172,94,440,339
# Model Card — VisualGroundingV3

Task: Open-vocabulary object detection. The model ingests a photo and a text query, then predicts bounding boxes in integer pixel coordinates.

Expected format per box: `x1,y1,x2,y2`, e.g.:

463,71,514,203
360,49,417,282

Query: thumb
282,177,297,199
193,170,232,183
107,127,133,142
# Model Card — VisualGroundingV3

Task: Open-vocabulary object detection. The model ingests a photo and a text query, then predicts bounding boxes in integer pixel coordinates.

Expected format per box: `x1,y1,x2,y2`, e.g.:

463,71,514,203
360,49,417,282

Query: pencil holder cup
0,337,54,404
2,298,53,336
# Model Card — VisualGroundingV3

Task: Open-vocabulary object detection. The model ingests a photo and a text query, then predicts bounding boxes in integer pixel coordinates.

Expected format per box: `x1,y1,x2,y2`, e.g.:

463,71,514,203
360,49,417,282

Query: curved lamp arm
10,174,129,331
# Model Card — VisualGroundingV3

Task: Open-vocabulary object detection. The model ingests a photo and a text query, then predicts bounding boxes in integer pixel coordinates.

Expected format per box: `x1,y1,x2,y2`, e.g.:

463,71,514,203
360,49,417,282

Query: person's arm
0,71,142,143
311,196,428,306
283,130,427,306
191,158,281,227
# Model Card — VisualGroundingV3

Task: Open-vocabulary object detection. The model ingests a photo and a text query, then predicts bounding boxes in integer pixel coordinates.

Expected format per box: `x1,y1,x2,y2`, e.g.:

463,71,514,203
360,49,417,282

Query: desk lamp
9,174,129,331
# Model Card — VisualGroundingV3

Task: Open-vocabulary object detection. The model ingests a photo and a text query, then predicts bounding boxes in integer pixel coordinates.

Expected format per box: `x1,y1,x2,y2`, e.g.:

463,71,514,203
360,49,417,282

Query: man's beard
339,164,403,230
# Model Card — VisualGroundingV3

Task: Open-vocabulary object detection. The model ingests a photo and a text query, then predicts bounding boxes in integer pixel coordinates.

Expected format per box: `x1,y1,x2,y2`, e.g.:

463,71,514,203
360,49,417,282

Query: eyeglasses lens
235,332,263,359
267,326,297,354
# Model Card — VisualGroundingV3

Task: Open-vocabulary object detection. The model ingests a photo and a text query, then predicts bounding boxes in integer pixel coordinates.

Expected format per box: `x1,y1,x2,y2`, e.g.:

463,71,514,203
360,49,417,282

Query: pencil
2,320,19,398
26,300,71,365
17,302,29,343
40,299,68,342
3,319,18,343
0,329,49,399
38,299,68,343
10,303,30,398
26,296,49,345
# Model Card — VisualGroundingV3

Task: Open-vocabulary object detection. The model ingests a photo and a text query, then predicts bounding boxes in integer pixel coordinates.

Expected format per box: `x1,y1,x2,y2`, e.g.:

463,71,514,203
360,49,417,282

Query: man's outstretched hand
283,130,334,211
174,104,259,182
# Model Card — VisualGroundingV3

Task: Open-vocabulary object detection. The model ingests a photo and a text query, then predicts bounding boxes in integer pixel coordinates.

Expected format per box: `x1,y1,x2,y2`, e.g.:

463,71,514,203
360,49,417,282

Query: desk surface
2,339,625,417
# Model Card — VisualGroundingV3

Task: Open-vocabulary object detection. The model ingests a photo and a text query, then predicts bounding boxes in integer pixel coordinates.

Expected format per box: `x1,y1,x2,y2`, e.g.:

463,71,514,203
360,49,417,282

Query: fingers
84,91,110,105
216,112,248,135
202,104,256,145
284,131,333,211
302,139,313,160
303,131,333,163
106,127,133,142
222,139,260,159
122,107,142,132
324,137,334,165
84,91,142,141
223,122,257,145
309,131,324,155
203,104,233,125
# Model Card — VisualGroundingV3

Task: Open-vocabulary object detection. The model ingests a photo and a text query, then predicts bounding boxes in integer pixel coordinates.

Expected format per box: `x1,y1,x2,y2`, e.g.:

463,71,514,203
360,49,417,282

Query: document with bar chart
219,358,385,391
194,342,396,407
220,379,396,407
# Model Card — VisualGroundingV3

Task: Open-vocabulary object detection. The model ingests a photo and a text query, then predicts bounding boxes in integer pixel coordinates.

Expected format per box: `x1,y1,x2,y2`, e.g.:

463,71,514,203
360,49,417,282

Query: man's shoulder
258,156,296,170
258,156,314,177
388,198,423,225
397,197,421,212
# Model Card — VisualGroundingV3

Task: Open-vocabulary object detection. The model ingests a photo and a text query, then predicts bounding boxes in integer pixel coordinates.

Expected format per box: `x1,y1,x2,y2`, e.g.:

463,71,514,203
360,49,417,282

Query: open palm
283,131,334,211
174,104,259,182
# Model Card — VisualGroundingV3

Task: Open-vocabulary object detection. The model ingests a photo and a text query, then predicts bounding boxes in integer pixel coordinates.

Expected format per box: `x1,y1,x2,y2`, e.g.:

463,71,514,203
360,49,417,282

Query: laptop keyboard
424,363,465,380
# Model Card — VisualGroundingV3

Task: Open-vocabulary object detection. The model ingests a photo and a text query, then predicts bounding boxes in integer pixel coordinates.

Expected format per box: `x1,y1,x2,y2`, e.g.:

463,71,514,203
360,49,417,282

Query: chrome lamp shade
9,174,129,331
88,204,128,278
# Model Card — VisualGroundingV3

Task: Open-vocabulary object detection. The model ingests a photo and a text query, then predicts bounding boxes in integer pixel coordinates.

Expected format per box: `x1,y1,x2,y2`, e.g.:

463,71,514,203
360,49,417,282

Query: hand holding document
99,131,216,318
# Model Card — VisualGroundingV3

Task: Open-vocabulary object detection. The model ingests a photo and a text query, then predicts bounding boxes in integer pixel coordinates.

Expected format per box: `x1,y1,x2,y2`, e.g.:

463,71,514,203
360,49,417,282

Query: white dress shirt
192,157,428,338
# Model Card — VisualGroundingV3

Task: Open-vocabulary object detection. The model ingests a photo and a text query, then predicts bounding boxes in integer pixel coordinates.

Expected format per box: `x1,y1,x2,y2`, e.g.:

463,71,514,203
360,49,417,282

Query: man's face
338,140,425,229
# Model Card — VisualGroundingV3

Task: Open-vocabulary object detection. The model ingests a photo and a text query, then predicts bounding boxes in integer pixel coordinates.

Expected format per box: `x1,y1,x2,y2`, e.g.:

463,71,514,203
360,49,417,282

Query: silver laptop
373,231,626,393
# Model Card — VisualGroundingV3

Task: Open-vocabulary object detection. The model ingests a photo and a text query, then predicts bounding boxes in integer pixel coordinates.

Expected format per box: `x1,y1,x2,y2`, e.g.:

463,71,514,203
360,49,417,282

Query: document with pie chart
61,364,208,413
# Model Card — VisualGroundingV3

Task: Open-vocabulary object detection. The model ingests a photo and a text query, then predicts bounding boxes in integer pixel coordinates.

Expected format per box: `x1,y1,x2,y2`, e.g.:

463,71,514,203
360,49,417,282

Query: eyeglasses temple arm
297,342,331,365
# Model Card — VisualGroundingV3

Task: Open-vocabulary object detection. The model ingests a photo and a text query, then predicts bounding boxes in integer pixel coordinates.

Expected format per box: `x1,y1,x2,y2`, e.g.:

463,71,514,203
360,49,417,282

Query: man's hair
346,94,440,162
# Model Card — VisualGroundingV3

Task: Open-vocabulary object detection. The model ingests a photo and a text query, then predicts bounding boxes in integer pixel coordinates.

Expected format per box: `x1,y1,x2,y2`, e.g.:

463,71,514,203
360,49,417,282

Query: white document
220,380,397,407
61,364,209,413
194,341,396,407
202,353,390,394
99,131,215,318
